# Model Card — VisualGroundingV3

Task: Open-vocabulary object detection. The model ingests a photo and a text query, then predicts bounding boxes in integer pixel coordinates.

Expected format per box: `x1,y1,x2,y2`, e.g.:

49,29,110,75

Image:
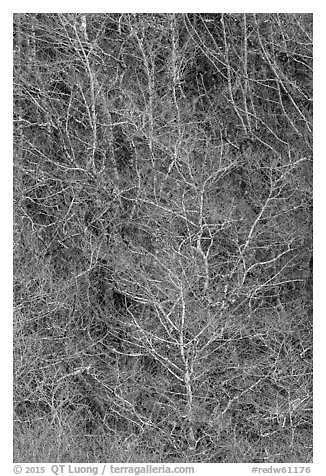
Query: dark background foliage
13,13,312,463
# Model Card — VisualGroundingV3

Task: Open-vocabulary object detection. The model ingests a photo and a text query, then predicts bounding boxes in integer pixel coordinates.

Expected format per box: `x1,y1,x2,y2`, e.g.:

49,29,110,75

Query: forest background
12,12,312,463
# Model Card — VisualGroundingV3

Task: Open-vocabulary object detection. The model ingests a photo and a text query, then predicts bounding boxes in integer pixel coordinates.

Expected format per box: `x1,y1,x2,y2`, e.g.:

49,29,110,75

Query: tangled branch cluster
14,13,312,463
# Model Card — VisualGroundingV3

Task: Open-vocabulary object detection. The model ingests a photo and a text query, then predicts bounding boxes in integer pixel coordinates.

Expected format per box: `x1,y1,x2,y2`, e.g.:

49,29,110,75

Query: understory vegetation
13,13,312,463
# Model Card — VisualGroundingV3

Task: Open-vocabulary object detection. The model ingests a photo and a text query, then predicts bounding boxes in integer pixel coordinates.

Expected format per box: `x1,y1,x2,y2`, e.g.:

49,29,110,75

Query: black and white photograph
12,10,313,465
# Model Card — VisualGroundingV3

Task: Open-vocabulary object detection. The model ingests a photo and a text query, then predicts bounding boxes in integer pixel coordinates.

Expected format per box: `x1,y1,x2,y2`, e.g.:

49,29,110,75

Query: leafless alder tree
14,13,312,463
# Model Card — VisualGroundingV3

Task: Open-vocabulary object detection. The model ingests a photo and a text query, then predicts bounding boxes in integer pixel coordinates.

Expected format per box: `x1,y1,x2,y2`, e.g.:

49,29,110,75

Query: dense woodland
13,13,312,463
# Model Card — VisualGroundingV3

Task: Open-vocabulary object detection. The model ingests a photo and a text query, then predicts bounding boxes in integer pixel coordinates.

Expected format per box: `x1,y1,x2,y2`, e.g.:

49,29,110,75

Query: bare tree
14,13,312,463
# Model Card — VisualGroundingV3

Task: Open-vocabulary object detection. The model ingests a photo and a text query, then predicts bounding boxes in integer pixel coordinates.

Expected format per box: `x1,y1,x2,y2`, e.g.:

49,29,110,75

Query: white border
3,4,324,474
5,1,323,13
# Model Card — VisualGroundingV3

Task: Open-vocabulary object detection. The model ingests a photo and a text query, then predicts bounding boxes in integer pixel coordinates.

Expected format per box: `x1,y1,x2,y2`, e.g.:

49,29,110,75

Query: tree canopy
13,13,312,463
